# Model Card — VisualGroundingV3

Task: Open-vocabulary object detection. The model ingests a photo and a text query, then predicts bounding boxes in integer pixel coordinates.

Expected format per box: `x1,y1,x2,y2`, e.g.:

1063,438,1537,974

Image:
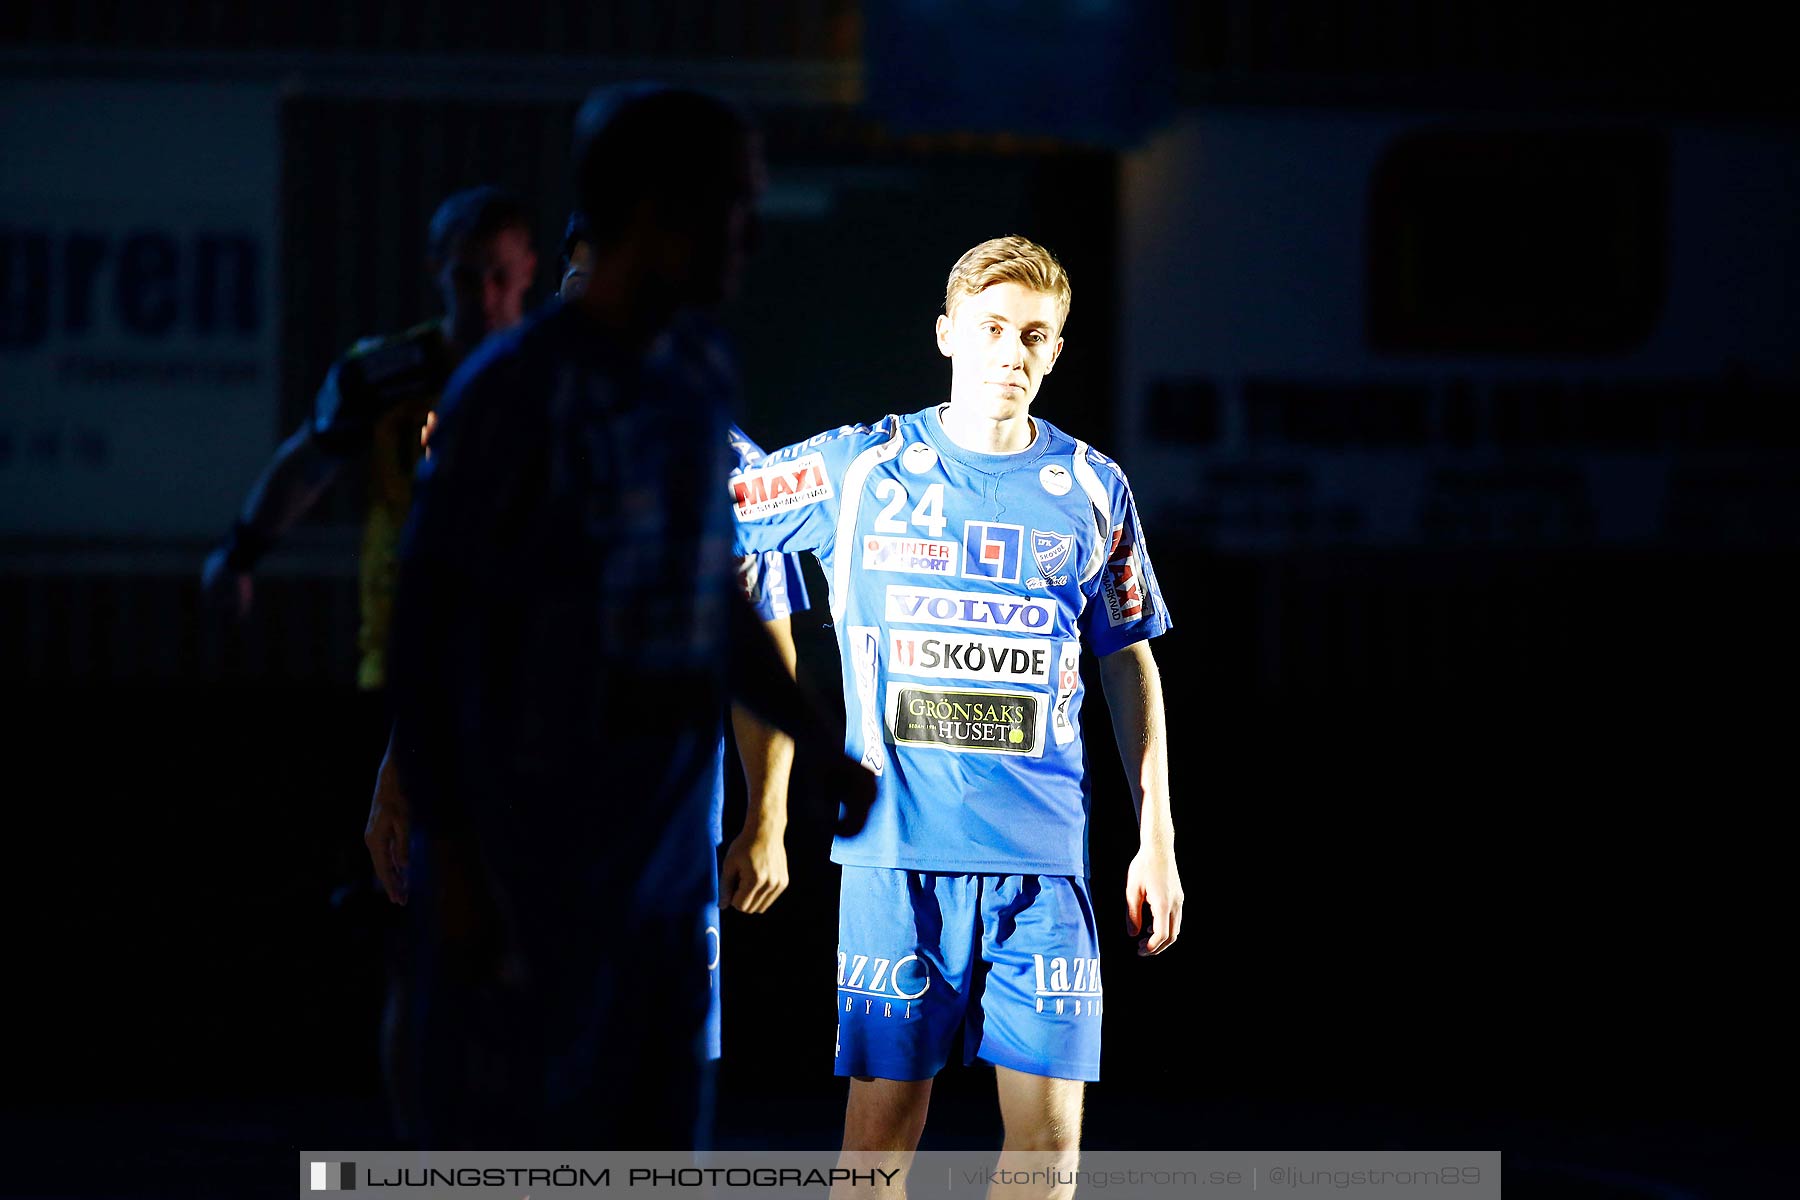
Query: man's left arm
1099,640,1183,956
722,615,797,913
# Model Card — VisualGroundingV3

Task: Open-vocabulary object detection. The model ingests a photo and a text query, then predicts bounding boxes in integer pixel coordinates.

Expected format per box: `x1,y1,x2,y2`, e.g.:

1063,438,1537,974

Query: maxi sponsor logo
863,534,957,574
885,683,1045,756
731,451,833,520
1101,523,1144,627
884,585,1055,635
888,631,1052,684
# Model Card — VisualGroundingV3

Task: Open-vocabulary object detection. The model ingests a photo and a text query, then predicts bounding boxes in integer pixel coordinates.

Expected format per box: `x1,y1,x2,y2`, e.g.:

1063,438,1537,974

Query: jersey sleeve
310,325,453,457
738,550,812,621
729,419,895,558
726,424,816,618
1079,452,1172,656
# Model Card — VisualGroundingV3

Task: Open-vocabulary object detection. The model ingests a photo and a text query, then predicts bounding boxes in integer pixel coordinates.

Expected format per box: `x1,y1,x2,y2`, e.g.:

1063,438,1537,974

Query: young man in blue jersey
731,236,1182,1184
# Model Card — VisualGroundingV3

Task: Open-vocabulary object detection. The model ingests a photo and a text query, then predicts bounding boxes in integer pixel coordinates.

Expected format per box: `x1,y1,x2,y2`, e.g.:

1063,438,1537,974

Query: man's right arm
729,420,895,560
200,424,346,620
722,614,798,913
203,327,450,620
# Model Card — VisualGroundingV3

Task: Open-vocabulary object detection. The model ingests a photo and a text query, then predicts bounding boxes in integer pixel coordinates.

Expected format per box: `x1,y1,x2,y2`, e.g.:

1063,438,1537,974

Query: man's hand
200,547,254,622
364,751,411,905
1124,838,1182,956
1100,640,1180,956
720,825,789,914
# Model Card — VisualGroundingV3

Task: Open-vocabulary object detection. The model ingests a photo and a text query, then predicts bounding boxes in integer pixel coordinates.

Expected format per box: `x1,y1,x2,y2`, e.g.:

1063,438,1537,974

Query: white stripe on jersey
1071,439,1110,585
831,418,906,621
763,550,789,616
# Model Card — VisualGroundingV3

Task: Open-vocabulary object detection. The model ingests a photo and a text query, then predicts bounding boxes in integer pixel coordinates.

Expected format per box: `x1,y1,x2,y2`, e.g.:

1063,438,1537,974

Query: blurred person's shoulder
439,303,577,411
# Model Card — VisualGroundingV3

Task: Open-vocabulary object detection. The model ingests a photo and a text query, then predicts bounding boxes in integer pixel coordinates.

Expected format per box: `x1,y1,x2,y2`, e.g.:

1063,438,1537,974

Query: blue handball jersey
710,424,812,846
731,405,1170,875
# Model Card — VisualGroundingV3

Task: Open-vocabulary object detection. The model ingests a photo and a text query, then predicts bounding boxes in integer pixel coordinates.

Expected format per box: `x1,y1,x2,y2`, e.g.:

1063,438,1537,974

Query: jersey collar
919,404,1050,475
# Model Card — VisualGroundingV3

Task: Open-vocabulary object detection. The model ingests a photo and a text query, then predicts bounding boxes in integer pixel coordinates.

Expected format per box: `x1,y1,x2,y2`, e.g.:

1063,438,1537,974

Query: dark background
3,3,1793,1197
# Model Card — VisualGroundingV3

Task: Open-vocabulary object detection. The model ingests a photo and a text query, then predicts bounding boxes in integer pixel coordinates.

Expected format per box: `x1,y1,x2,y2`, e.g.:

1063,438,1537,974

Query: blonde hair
944,236,1071,330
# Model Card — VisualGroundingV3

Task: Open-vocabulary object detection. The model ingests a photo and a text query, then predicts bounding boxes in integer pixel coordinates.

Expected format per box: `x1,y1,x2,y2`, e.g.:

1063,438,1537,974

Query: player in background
363,212,815,1136
731,236,1181,1195
201,185,537,679
200,186,536,1141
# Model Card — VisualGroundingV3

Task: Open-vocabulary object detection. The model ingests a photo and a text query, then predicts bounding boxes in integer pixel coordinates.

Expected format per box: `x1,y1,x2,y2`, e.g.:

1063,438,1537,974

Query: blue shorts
835,868,1102,1083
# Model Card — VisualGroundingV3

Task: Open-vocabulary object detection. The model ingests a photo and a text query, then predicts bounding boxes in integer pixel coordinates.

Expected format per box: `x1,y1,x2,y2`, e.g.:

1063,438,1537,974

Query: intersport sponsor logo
863,534,957,575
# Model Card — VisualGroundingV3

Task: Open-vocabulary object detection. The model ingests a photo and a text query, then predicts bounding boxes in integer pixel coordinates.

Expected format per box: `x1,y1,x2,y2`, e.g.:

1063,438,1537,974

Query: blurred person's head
936,236,1070,423
571,84,762,314
427,186,538,349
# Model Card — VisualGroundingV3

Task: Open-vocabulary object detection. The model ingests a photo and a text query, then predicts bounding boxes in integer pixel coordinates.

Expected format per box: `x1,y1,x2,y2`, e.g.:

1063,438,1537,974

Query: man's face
560,237,594,301
434,226,537,345
935,282,1065,421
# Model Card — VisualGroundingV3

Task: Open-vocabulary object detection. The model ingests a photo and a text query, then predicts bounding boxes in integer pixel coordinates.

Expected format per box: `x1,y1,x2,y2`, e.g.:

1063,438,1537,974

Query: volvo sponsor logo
731,451,833,520
863,534,957,574
889,631,1052,684
886,684,1043,755
884,585,1055,635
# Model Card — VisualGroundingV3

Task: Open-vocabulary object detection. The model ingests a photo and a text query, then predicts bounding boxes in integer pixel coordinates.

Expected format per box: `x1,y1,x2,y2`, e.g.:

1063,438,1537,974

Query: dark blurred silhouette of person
558,215,811,1066
199,186,537,1139
385,83,870,1149
363,217,813,1144
561,218,810,1072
